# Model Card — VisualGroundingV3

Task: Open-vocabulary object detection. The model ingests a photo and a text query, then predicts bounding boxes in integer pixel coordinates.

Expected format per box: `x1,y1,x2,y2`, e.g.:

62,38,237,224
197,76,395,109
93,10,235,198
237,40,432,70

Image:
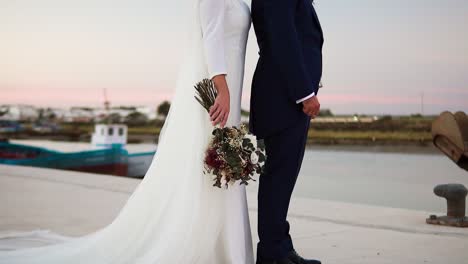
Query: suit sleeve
200,0,227,79
263,0,314,102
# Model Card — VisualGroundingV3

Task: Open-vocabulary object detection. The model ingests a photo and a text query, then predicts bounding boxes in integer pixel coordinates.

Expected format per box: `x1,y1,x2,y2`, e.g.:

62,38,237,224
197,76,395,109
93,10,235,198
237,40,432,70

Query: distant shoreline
306,144,440,155
2,117,441,155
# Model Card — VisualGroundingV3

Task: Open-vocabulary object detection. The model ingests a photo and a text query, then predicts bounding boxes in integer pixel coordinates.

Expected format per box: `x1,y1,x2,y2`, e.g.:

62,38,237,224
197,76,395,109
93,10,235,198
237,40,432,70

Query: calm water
11,140,468,212
250,149,468,213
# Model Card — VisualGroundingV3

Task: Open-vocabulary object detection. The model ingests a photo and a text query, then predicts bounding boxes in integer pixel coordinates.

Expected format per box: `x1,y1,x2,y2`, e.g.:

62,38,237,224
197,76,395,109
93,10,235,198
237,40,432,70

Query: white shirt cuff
296,92,315,104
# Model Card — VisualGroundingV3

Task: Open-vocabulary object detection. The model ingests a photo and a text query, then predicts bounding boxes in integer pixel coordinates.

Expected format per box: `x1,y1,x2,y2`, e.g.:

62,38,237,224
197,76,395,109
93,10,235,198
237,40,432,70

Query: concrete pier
1,165,468,263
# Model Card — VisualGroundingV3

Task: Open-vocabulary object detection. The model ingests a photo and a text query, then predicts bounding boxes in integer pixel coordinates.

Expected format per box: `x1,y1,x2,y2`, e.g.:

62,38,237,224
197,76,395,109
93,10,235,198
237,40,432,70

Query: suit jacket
250,0,324,138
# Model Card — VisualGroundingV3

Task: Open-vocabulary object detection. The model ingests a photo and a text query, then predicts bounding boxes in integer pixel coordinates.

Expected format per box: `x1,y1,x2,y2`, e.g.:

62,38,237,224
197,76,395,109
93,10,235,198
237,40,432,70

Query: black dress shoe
287,250,321,264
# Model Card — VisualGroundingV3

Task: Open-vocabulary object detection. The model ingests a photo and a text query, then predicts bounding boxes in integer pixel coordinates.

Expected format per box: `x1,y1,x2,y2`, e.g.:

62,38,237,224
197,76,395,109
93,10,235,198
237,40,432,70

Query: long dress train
0,0,253,263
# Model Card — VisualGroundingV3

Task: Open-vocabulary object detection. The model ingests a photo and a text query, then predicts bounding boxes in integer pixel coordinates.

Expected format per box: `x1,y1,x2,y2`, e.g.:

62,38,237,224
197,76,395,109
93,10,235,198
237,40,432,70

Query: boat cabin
91,124,128,149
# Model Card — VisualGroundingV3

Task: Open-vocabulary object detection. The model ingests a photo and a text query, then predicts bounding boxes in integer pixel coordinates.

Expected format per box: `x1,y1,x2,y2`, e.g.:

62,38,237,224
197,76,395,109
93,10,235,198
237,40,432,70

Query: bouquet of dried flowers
194,79,266,188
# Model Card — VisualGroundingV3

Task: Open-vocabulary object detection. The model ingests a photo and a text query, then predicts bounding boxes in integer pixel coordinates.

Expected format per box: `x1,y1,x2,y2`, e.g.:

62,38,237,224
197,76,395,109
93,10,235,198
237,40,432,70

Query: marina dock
1,165,467,263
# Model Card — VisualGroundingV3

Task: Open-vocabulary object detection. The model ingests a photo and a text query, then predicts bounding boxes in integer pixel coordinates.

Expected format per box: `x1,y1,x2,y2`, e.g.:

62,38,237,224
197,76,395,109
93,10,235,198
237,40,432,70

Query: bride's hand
210,75,230,128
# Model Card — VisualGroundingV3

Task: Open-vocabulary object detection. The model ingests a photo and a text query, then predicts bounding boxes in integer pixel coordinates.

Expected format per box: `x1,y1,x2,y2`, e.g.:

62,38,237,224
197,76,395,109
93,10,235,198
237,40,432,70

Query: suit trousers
256,116,311,260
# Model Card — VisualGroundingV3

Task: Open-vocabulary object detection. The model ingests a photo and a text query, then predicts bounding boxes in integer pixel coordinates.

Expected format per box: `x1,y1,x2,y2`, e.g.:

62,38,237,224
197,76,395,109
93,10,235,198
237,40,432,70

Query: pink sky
1,0,467,115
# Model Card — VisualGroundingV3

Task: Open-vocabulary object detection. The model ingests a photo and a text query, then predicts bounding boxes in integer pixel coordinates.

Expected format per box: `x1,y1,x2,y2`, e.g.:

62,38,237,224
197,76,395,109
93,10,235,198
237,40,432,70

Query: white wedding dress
0,0,253,263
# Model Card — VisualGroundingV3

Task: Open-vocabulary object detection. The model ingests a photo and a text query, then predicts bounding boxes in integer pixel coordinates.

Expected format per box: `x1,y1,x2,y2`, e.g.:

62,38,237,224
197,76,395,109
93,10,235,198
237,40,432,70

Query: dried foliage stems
194,79,218,113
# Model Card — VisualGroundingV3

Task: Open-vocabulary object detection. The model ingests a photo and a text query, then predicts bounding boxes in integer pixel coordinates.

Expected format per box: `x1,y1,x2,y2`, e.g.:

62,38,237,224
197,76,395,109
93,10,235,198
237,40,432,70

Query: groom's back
250,0,324,138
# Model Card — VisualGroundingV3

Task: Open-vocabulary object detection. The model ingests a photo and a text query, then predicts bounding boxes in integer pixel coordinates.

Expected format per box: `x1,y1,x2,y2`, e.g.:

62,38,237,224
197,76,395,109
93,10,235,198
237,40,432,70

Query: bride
0,0,254,263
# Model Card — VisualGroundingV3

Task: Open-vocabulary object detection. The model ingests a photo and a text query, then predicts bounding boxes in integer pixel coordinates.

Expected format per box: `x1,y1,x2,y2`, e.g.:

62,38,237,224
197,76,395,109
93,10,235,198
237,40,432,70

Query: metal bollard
427,184,468,227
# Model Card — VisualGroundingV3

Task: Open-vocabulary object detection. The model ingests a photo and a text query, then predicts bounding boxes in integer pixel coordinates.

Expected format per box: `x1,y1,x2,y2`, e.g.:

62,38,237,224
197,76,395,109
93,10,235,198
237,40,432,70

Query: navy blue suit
250,0,324,261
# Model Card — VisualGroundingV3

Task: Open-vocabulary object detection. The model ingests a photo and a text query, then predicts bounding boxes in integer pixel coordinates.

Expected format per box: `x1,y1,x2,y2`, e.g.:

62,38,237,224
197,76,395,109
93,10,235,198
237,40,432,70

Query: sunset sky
1,0,467,115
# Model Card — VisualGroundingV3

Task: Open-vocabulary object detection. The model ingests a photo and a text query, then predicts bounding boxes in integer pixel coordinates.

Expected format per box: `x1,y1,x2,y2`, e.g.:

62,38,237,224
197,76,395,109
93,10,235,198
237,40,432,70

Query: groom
250,0,324,264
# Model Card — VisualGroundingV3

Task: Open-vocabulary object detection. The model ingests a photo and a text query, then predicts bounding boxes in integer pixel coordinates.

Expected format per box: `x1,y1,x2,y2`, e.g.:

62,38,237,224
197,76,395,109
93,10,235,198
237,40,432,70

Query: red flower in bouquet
205,147,224,170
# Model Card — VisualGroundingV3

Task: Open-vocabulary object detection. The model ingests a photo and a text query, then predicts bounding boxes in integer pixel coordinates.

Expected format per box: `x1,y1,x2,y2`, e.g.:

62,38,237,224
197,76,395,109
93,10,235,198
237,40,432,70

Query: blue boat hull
0,143,129,176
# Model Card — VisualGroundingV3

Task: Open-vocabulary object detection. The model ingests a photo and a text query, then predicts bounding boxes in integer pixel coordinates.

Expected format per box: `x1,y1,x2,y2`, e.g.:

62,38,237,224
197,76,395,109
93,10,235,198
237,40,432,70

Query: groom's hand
302,96,320,118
